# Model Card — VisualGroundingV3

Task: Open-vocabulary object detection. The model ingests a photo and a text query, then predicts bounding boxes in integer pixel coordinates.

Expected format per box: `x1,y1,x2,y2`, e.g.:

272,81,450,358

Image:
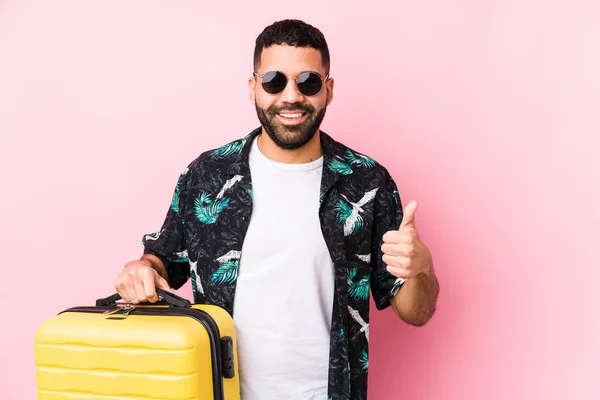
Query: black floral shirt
142,127,405,400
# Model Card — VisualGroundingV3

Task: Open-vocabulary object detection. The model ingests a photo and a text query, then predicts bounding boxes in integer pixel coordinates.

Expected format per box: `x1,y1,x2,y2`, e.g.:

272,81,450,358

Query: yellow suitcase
34,289,240,400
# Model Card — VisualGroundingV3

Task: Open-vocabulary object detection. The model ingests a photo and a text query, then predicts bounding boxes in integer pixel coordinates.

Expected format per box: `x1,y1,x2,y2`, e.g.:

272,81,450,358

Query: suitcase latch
103,304,136,319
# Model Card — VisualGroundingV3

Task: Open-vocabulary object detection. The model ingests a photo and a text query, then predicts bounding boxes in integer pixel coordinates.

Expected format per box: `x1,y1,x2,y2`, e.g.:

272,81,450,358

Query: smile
277,112,307,124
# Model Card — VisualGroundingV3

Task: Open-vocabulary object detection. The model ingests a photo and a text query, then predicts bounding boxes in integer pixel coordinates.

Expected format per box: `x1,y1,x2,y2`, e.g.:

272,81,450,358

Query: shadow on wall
367,230,474,400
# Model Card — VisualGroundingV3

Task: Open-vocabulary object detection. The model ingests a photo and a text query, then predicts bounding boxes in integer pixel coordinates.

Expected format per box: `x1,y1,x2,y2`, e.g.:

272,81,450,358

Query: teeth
279,113,303,118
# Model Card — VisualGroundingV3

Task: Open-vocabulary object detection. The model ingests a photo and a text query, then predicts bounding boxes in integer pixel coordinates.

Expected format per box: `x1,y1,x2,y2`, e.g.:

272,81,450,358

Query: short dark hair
253,19,330,74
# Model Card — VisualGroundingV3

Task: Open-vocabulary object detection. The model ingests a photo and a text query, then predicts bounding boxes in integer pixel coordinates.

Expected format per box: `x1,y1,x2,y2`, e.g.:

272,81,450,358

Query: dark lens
261,71,287,94
297,72,323,96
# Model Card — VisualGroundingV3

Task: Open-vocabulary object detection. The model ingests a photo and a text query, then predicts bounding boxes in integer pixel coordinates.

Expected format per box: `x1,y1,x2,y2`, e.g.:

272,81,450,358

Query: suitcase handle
95,288,191,308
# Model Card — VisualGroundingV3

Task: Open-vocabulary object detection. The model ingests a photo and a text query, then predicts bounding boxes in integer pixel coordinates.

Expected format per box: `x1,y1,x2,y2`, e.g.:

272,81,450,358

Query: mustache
268,103,314,114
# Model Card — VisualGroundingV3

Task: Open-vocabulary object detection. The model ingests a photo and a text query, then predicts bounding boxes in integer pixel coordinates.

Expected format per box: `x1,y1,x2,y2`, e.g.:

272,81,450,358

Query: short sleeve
370,168,406,310
142,168,191,290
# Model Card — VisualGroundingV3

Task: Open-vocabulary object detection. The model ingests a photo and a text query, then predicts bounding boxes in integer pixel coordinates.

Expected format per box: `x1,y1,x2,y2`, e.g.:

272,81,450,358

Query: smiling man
115,19,439,400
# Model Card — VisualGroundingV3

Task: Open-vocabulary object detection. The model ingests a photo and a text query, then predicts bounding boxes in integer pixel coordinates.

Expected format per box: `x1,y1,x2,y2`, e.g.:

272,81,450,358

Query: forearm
391,267,439,326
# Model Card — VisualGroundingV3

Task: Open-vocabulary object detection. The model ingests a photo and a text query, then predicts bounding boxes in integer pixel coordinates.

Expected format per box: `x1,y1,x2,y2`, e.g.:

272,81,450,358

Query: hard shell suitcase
34,289,240,400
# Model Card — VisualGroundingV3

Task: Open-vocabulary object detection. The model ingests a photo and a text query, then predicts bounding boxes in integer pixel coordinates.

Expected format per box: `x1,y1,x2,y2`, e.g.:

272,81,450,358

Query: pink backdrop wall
1,1,599,399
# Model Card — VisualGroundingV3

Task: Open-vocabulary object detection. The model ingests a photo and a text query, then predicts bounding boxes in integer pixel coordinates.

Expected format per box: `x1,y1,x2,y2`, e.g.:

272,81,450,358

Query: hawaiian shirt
142,126,405,400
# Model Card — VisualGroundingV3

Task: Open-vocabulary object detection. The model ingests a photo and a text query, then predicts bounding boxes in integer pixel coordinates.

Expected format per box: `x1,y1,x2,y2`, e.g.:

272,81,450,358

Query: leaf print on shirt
343,149,376,168
348,305,369,342
328,158,353,175
195,193,229,224
360,349,368,371
211,250,241,285
335,188,379,236
210,136,249,157
392,189,400,205
348,267,370,300
171,184,180,213
194,175,243,224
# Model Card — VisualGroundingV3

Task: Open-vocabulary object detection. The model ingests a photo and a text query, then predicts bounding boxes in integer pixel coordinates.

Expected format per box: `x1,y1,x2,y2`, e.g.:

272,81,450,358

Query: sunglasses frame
253,70,330,96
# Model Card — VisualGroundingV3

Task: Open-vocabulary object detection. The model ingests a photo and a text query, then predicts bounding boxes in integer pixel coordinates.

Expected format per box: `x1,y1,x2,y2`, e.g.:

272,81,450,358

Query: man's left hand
381,200,433,279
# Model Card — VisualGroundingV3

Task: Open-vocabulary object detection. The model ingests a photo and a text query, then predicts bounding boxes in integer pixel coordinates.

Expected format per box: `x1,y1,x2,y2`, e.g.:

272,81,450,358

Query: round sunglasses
253,70,329,96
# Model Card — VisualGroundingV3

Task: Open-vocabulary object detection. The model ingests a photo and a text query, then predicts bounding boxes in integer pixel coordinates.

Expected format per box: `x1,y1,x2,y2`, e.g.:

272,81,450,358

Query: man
115,19,439,400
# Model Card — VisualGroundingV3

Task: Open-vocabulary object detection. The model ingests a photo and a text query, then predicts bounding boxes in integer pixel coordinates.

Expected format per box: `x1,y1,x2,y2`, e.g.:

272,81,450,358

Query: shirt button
242,215,247,221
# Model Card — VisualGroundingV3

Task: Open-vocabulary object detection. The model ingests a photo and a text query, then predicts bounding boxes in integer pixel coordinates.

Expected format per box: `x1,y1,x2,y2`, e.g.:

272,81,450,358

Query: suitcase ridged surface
34,304,240,400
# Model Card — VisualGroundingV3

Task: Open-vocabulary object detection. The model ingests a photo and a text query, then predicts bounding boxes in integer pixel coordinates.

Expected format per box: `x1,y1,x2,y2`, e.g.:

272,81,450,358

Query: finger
124,284,139,304
386,264,416,280
115,281,128,303
144,281,158,303
140,268,158,303
382,231,415,246
133,281,147,303
382,253,411,269
399,226,418,240
381,242,416,257
154,271,174,293
399,200,418,229
383,230,406,244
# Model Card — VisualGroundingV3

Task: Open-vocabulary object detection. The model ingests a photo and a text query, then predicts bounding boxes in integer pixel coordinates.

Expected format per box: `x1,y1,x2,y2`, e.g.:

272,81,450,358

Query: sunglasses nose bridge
279,76,305,102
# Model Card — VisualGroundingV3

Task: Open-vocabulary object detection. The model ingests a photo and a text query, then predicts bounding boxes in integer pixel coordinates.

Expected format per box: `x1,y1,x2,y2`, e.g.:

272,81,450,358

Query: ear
326,77,334,106
248,75,257,105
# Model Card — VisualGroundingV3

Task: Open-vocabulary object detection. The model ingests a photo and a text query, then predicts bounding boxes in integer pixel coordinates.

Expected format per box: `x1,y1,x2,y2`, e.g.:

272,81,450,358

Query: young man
115,19,439,400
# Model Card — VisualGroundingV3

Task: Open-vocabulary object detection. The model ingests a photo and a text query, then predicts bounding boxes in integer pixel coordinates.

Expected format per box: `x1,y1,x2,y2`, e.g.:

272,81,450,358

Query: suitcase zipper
60,305,229,400
102,304,136,318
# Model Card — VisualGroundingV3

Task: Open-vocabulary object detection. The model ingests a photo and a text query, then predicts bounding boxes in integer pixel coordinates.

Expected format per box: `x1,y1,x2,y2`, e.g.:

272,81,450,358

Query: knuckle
383,254,395,266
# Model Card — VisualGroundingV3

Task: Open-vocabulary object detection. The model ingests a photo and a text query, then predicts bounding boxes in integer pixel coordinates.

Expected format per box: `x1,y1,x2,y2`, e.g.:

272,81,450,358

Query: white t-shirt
232,135,335,400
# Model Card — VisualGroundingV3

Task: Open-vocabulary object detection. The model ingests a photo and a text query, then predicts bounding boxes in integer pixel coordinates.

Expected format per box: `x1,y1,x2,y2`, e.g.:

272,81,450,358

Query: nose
279,78,304,104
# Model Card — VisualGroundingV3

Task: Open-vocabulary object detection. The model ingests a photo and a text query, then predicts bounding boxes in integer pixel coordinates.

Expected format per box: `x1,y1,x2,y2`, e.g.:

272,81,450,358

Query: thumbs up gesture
381,201,433,280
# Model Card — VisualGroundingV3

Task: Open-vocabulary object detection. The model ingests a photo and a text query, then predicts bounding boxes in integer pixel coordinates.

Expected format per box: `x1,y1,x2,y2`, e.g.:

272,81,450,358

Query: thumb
154,270,175,293
399,200,418,229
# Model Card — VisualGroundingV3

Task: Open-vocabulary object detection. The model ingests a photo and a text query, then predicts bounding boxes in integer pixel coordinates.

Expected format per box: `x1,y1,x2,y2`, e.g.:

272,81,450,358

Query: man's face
249,45,334,150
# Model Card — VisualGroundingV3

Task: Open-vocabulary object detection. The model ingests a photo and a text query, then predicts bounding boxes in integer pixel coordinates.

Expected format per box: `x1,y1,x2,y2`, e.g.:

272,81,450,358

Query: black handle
95,288,191,308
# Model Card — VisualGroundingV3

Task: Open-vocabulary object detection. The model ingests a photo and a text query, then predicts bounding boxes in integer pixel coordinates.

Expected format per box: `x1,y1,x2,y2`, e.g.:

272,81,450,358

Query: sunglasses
253,70,329,96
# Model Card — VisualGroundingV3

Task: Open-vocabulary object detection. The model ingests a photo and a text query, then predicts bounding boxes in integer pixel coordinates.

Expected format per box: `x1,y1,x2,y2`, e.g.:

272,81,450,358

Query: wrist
140,255,156,270
419,256,434,278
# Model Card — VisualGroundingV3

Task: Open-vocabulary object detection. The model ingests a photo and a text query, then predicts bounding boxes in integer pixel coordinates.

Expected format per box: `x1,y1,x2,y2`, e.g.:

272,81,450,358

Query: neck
257,129,323,164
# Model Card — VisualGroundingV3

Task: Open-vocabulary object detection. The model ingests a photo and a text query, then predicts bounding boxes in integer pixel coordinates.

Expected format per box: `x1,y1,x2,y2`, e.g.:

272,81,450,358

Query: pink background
1,1,599,399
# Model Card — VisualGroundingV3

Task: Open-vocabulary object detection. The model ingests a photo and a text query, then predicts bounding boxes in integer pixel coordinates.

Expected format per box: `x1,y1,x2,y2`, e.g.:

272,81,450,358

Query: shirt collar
223,127,347,198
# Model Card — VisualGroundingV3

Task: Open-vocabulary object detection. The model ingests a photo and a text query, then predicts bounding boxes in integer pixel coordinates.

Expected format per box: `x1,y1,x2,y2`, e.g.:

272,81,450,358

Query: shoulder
323,132,395,186
179,133,254,182
326,134,402,215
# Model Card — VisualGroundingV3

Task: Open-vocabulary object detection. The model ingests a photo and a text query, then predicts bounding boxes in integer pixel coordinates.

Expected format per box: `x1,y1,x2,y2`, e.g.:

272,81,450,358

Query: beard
255,99,327,150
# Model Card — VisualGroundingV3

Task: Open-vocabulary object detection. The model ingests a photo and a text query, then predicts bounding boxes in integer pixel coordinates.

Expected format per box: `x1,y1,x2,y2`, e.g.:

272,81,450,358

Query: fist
114,259,173,304
381,200,432,279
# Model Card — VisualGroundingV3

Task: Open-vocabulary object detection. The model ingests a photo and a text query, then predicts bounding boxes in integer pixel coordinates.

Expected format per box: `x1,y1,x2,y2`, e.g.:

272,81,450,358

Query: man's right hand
115,258,173,304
